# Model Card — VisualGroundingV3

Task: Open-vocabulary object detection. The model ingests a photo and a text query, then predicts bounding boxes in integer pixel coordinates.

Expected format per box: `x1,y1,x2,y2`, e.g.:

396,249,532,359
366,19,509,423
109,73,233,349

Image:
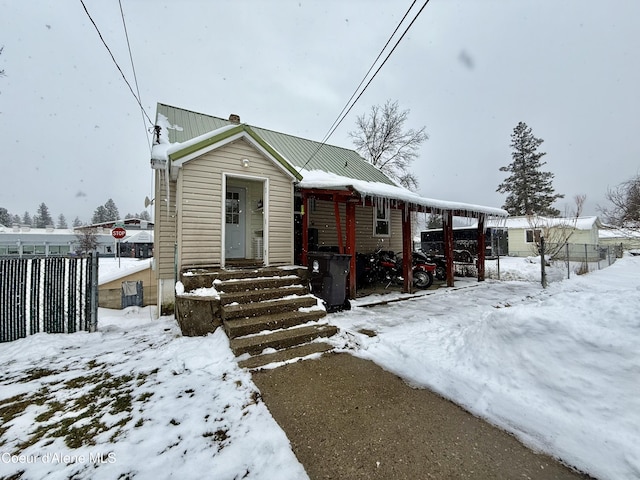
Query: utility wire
80,0,153,126
299,0,430,172
119,0,152,152
318,0,419,147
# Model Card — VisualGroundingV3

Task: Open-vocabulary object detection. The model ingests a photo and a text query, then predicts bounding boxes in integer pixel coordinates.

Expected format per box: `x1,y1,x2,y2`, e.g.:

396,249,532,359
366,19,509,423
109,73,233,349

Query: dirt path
252,353,592,480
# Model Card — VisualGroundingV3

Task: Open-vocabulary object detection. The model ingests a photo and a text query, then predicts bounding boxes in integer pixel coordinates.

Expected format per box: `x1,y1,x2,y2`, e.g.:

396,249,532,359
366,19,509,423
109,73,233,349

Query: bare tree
0,46,5,78
526,194,586,258
349,100,428,191
75,228,98,254
598,174,640,227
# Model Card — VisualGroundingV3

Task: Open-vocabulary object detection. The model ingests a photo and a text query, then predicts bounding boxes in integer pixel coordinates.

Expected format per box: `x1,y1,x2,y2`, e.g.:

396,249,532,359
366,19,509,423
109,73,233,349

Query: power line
79,0,153,126
299,0,431,172
119,0,152,152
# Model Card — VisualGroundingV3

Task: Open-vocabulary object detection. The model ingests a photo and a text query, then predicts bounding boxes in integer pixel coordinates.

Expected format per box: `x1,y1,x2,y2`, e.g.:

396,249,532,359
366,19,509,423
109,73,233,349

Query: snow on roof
122,230,154,244
99,258,152,285
151,120,238,161
599,226,640,239
298,169,508,217
495,216,601,230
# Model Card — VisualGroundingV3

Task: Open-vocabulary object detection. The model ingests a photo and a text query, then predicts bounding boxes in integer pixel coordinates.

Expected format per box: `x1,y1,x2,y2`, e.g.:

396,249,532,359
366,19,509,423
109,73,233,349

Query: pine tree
35,202,53,228
497,122,564,216
57,213,68,229
73,217,83,227
92,206,108,224
104,199,120,222
22,211,32,226
0,207,10,226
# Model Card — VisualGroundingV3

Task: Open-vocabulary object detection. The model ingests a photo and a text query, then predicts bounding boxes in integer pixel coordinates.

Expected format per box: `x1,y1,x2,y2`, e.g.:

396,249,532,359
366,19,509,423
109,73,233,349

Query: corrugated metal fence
0,254,98,342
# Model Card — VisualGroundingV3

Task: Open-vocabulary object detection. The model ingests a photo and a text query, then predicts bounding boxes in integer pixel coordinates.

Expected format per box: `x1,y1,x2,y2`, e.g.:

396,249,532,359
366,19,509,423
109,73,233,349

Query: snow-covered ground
0,255,638,479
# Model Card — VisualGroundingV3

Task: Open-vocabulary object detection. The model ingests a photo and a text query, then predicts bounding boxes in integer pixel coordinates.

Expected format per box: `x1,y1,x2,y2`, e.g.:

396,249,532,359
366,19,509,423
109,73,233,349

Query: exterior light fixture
241,158,250,168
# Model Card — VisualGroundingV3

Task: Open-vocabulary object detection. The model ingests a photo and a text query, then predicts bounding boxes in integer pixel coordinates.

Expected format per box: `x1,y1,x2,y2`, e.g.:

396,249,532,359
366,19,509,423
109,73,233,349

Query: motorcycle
358,249,435,289
414,250,447,281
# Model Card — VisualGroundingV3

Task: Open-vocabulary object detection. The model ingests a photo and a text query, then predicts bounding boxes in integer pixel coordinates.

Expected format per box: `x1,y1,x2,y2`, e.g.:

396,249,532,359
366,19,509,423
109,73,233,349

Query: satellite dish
144,196,155,208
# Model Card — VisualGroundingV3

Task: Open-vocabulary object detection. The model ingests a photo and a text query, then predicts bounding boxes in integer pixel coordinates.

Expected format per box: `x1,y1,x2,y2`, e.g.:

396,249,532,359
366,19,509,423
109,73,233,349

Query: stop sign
111,227,126,239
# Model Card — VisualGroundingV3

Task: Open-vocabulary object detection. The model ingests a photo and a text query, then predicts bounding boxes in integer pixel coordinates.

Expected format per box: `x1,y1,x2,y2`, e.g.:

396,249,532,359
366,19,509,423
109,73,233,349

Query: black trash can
308,252,351,312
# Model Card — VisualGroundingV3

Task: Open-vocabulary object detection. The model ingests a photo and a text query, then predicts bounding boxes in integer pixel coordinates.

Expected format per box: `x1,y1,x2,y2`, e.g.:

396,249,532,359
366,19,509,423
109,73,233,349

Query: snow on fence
0,254,98,342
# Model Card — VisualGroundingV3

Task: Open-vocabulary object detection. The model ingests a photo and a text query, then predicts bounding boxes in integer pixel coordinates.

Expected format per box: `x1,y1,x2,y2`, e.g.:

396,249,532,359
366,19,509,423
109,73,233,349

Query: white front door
225,187,246,259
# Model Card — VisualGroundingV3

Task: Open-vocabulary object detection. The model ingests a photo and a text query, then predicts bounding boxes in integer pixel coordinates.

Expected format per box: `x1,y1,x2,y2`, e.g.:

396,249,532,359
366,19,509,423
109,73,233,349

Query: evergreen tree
57,213,68,229
22,211,32,226
12,214,21,225
92,199,120,224
92,205,108,224
497,122,564,216
35,202,53,228
73,217,83,227
104,198,120,222
0,207,10,226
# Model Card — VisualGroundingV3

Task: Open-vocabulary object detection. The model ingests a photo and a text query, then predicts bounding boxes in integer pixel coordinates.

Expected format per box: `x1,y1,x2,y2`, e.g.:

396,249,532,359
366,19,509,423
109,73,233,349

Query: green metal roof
156,103,396,186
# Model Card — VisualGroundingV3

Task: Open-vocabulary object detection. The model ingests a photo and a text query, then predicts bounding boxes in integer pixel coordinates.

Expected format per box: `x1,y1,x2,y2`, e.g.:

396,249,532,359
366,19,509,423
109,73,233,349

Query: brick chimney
229,114,240,124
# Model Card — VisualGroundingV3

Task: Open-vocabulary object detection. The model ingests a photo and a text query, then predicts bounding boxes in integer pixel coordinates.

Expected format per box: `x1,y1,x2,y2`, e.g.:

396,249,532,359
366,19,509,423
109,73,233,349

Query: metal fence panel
0,255,97,342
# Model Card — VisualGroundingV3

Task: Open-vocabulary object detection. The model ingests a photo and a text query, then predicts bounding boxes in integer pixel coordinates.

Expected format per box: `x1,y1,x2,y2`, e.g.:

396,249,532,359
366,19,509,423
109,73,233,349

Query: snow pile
328,255,640,480
2,255,639,479
0,310,307,480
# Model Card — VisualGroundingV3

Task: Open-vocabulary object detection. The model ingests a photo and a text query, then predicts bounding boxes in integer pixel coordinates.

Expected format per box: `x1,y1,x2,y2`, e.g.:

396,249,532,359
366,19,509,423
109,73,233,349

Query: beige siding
177,138,295,269
309,200,403,253
269,182,294,265
99,267,157,309
154,169,177,280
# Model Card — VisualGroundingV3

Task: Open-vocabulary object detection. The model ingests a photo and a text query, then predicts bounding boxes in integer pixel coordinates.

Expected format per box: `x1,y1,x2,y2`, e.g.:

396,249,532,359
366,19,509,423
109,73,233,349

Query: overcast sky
1,0,639,224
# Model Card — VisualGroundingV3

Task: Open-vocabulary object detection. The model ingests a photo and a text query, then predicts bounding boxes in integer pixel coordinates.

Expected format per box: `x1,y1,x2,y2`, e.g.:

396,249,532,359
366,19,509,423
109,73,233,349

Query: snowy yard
0,255,638,480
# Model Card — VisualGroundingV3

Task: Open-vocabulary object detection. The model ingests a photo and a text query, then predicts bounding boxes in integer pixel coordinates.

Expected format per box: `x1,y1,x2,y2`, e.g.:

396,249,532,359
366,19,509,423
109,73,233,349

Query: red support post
477,214,486,282
346,201,357,299
444,211,455,287
402,205,413,293
333,196,344,254
301,191,309,266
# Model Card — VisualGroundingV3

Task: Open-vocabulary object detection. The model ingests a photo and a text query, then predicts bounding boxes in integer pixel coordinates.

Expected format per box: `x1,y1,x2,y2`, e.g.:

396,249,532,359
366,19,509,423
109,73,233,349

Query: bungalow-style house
599,225,640,253
501,216,603,260
150,103,507,313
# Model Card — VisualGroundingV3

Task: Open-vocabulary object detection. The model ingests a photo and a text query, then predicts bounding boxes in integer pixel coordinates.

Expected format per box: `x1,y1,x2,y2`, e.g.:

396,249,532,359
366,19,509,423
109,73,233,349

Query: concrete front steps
178,266,337,369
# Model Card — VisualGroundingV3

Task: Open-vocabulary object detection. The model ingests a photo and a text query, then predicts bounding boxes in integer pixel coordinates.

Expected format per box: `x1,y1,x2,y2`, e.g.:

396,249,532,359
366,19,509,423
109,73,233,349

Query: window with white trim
374,202,390,236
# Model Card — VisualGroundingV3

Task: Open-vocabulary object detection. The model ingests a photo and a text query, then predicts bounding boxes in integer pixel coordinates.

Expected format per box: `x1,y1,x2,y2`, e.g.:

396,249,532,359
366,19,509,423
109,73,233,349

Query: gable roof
154,103,395,185
151,103,508,218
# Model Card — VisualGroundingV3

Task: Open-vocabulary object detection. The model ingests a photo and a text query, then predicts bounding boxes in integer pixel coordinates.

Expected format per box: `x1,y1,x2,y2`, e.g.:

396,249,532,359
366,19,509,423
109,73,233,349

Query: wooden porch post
443,211,455,287
346,200,357,299
301,191,309,266
477,214,486,282
402,204,413,293
333,195,344,254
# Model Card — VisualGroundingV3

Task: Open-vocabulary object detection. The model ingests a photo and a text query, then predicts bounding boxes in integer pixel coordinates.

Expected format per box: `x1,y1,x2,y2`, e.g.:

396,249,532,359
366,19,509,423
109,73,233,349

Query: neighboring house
77,218,154,259
150,103,507,311
0,224,115,257
599,225,640,252
500,216,603,259
99,258,157,309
